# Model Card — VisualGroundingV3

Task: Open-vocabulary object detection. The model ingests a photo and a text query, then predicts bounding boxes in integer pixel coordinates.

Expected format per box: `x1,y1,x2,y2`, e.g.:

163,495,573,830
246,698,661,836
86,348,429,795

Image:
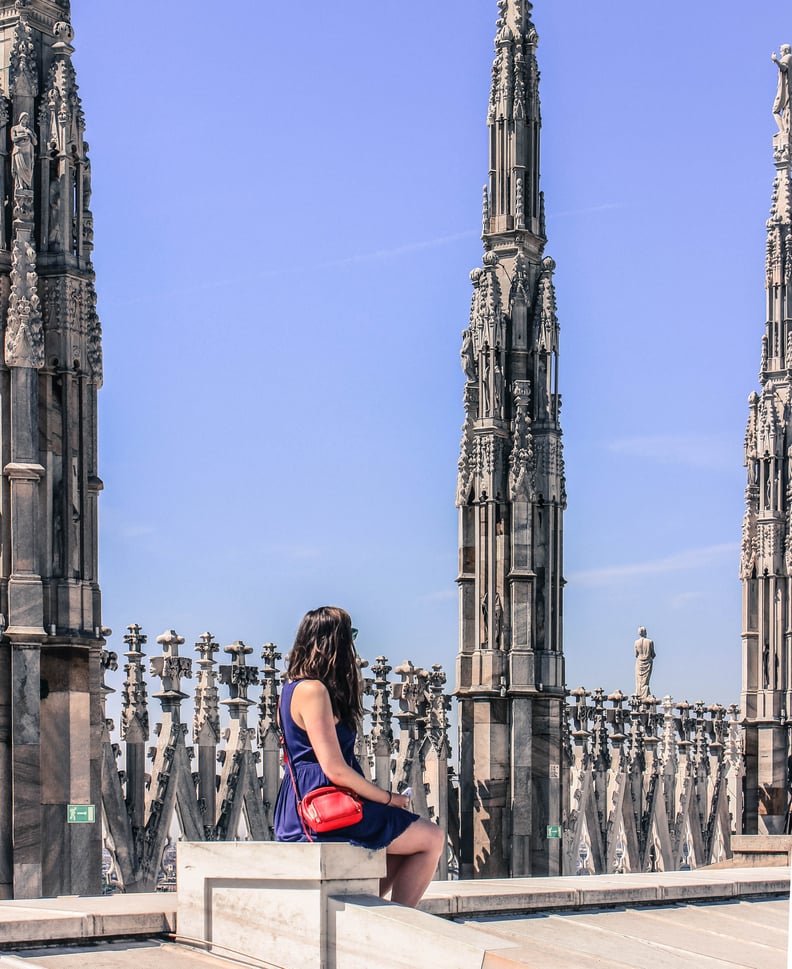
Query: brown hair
287,606,362,727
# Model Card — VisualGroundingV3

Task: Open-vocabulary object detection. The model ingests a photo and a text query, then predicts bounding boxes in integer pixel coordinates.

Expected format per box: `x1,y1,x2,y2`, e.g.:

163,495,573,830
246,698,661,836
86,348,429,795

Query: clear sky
72,0,789,709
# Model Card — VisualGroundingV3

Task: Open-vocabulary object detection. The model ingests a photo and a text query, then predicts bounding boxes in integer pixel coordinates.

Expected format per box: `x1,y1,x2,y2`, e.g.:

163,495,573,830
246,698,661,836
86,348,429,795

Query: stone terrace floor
0,867,788,969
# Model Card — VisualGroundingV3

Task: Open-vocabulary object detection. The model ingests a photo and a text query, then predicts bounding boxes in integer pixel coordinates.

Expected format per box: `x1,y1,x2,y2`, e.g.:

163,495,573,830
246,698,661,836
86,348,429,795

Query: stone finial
9,14,38,99
370,656,394,755
121,623,149,740
193,632,220,743
219,641,259,704
150,629,192,702
533,258,559,355
426,664,451,754
590,687,610,770
725,705,743,768
52,21,75,54
659,695,678,768
258,641,282,738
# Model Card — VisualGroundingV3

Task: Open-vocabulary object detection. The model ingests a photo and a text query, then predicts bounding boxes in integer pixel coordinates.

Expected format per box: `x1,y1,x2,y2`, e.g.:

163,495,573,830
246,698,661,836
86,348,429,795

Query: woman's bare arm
291,679,409,808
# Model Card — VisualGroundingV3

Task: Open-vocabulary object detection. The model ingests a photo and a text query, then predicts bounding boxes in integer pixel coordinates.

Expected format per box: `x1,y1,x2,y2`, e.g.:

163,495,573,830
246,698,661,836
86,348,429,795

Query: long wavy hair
287,606,362,727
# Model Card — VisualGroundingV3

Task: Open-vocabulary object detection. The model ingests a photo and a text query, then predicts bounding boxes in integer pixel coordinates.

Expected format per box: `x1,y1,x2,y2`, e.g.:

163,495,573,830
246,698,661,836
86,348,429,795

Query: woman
274,606,445,908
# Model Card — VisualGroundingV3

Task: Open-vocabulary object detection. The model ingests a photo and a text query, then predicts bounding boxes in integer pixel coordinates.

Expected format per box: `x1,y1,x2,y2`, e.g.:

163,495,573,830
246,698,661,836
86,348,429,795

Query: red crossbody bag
278,698,363,840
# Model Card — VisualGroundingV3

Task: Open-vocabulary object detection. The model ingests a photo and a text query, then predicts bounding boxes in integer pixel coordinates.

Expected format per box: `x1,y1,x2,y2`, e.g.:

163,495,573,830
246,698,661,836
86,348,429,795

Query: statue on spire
772,45,791,138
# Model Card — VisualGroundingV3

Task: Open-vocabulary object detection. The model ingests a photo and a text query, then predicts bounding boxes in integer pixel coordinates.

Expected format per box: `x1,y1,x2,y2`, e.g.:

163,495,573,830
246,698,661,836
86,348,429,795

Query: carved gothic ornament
42,54,84,156
5,235,44,368
489,1,537,124
38,275,103,383
509,419,535,501
85,277,103,385
756,385,783,457
9,13,38,99
456,386,477,506
469,251,504,355
756,520,785,576
471,434,509,500
533,255,558,353
533,436,567,502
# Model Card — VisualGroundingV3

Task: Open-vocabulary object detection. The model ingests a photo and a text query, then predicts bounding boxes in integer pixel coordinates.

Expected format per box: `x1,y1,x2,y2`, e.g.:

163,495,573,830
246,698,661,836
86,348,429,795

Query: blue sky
73,0,789,709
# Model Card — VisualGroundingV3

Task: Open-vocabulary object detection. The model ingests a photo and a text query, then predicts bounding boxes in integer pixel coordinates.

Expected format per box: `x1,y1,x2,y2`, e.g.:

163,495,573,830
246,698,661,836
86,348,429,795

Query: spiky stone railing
100,625,453,892
563,689,743,875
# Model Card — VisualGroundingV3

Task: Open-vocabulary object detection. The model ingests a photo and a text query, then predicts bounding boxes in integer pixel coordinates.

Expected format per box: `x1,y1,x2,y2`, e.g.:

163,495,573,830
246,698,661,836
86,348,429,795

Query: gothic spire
485,0,541,239
760,45,792,381
740,44,792,837
456,2,566,879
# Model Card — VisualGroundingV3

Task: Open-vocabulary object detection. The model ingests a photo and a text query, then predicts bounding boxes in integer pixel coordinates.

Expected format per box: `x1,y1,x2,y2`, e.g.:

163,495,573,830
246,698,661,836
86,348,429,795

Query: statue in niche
772,45,792,137
481,346,492,414
494,593,503,649
46,88,59,150
10,112,37,192
634,626,655,699
493,356,504,417
70,457,80,577
763,641,771,689
460,328,476,382
481,592,488,645
81,143,92,210
52,478,64,575
48,178,61,249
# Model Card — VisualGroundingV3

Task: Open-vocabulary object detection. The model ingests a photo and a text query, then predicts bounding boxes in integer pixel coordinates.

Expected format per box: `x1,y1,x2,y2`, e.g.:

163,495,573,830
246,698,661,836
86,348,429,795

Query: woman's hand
388,792,410,810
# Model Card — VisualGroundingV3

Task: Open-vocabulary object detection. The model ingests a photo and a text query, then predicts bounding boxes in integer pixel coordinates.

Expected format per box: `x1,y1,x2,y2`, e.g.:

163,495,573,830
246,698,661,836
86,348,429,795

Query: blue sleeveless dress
274,679,419,847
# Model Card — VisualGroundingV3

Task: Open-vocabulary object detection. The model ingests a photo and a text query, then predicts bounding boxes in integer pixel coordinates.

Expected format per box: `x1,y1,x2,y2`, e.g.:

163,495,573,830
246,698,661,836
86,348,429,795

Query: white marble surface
176,841,385,969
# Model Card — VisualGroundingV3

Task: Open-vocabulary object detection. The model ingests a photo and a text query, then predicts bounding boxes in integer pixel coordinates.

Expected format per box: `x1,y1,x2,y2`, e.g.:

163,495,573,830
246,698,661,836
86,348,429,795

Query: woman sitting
274,606,445,907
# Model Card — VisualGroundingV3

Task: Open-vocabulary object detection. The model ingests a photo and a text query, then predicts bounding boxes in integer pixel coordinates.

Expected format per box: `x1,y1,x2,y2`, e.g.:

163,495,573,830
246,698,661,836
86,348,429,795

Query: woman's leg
379,854,405,898
384,818,445,908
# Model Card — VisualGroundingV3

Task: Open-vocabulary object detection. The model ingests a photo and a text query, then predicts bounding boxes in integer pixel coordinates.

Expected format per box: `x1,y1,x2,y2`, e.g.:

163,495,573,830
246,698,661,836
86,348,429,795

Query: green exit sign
546,825,561,839
67,804,95,824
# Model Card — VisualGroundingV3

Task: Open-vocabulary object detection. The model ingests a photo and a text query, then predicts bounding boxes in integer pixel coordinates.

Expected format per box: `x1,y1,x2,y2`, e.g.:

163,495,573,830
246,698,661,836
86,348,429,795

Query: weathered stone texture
0,0,103,897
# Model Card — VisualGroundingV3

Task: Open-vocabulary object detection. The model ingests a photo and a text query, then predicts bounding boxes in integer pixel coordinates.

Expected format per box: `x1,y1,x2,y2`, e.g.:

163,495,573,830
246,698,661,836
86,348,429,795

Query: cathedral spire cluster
740,45,792,836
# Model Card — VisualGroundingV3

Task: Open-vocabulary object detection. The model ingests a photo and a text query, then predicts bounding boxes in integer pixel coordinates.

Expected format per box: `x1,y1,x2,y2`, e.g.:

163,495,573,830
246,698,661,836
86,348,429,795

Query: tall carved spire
486,1,541,236
455,1,565,879
0,0,105,898
740,45,792,837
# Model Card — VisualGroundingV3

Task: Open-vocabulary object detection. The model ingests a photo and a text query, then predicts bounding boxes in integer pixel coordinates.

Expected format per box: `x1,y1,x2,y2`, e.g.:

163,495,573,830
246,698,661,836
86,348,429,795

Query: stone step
0,894,175,950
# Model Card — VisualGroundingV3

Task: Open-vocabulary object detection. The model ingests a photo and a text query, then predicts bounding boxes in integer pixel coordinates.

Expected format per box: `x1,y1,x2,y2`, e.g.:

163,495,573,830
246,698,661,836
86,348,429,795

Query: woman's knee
387,818,445,856
416,818,445,856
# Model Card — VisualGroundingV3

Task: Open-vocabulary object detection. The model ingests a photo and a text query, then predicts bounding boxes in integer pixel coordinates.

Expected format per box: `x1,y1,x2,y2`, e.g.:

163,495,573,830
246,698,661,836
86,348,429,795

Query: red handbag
299,785,363,833
278,698,363,840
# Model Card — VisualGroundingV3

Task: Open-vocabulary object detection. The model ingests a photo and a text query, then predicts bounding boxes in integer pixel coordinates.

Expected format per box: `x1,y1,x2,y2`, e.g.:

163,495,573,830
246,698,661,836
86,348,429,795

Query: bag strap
277,691,315,843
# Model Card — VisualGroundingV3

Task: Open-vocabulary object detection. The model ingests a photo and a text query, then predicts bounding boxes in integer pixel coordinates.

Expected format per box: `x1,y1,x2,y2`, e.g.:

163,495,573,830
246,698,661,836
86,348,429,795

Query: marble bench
176,841,385,969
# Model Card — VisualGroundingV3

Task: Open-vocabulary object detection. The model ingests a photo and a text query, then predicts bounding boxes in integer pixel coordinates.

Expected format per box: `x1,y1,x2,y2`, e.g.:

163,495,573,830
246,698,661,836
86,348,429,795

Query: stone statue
82,143,92,210
10,112,37,192
48,178,61,249
493,356,504,417
494,593,503,648
772,45,792,137
460,328,476,382
481,346,492,412
634,626,655,699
